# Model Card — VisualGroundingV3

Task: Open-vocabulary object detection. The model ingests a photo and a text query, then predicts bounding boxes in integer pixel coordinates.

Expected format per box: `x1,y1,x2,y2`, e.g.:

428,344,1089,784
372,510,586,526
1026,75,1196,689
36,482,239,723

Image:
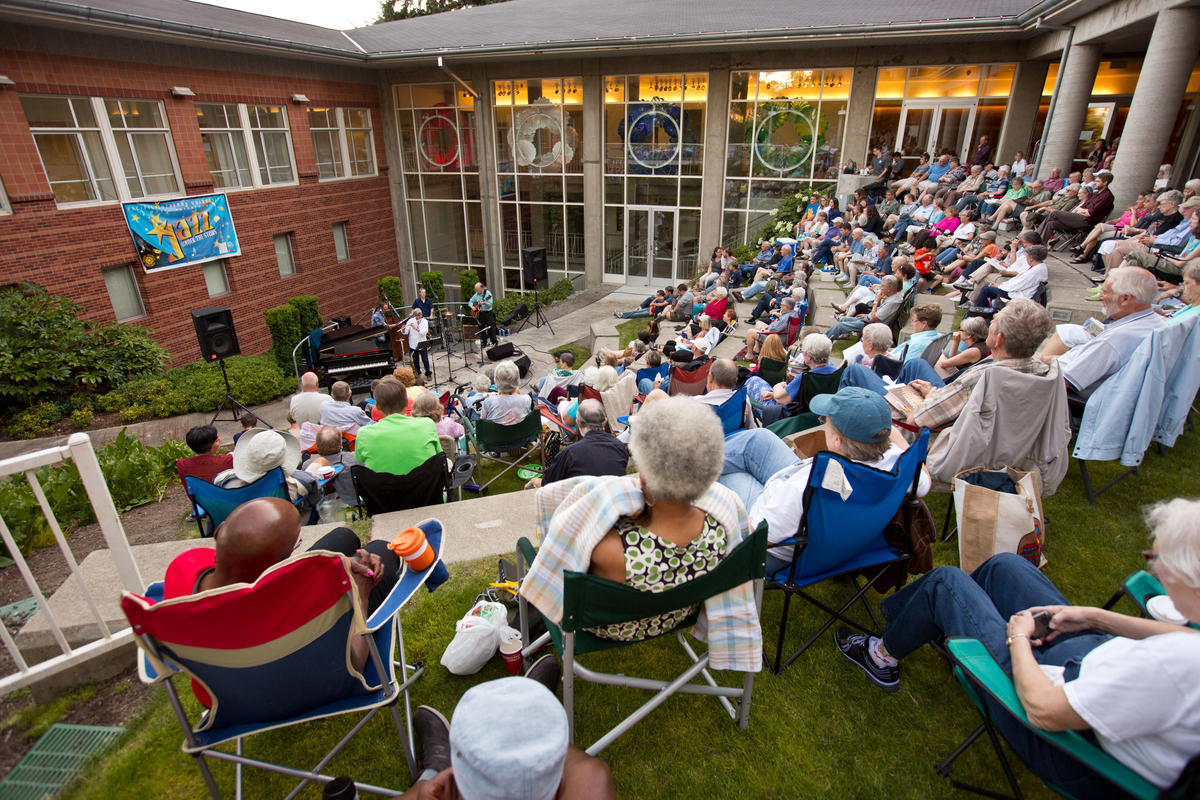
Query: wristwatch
1006,633,1029,647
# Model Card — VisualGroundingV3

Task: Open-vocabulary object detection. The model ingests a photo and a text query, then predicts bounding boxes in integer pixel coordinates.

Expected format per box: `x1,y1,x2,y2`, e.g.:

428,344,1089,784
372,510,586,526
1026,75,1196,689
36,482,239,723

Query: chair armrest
365,520,445,631
516,536,538,569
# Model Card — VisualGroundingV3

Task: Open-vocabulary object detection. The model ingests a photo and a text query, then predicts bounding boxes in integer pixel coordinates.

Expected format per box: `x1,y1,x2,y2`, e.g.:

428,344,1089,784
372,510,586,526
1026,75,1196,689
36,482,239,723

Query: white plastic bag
440,601,519,675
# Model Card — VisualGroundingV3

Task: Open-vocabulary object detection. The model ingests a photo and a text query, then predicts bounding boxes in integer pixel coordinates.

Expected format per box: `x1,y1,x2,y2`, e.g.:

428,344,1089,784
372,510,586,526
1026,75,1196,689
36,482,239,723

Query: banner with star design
122,193,241,272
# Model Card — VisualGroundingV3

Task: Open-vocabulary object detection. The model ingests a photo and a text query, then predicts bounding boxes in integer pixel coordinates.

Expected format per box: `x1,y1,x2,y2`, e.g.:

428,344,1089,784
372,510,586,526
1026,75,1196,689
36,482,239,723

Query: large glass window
308,107,376,180
104,100,180,198
248,105,295,186
102,264,145,321
722,70,851,248
493,77,584,290
21,96,120,205
196,103,254,189
396,83,482,302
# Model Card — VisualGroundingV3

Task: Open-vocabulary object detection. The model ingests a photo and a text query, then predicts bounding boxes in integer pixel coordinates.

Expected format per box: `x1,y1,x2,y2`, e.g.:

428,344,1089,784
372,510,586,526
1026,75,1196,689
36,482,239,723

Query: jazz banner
122,193,241,272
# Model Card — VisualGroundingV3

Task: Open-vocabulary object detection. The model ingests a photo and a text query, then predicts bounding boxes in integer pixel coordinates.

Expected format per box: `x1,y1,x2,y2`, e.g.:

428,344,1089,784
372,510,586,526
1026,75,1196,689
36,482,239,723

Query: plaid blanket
521,474,762,672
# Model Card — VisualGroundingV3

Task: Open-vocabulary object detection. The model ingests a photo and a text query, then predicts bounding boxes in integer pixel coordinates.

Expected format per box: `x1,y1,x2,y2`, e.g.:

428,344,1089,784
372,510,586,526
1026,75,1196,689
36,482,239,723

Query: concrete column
699,68,731,257
842,66,878,167
996,61,1050,168
1110,7,1200,211
1036,42,1101,181
468,65,505,296
582,62,604,289
377,76,418,301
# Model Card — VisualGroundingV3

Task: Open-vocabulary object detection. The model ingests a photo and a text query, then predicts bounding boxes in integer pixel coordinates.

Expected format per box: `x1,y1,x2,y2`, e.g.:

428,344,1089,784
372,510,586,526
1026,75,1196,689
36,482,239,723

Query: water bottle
323,777,357,799
318,496,347,524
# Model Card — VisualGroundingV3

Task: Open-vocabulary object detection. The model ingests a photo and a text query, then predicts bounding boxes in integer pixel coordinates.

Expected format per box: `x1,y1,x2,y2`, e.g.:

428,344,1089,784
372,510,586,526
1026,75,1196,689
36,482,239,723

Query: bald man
290,371,328,425
163,498,399,677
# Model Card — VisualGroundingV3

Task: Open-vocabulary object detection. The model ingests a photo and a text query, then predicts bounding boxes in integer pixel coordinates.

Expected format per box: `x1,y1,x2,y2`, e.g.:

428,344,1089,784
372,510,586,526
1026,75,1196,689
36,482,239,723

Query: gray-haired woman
586,397,732,640
480,360,532,426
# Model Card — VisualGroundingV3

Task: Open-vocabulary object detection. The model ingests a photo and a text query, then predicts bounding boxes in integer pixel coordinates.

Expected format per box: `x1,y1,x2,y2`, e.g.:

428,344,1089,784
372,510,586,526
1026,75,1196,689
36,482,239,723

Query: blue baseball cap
809,387,893,443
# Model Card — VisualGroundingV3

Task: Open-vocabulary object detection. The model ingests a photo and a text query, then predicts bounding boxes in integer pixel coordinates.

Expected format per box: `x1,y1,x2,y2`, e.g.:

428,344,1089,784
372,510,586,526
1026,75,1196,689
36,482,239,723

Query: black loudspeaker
521,246,548,286
191,307,240,361
513,353,532,378
500,303,529,326
486,342,516,361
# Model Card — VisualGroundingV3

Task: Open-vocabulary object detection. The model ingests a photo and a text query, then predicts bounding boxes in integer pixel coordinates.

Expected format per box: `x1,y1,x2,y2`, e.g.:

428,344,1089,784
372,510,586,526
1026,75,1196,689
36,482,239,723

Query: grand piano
316,321,406,389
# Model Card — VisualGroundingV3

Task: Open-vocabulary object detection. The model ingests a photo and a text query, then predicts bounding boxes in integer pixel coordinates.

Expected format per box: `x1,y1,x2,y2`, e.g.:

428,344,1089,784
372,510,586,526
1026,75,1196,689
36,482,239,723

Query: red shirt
176,453,233,487
162,548,219,707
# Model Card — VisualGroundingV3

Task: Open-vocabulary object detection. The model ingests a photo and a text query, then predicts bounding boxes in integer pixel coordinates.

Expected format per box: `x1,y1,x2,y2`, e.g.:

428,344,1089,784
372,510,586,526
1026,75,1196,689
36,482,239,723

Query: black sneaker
835,626,899,692
413,706,451,774
525,653,561,696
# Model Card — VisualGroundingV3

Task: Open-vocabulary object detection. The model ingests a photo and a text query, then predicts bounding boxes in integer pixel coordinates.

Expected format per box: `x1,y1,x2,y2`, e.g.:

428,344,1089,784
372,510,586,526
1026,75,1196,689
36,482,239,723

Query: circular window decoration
624,105,682,170
754,108,817,174
509,98,576,170
418,104,460,169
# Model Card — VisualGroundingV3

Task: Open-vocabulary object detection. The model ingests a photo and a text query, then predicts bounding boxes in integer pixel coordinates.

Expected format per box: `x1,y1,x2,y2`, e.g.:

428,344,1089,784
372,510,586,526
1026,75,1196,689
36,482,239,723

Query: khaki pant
1103,238,1149,272
1122,249,1184,277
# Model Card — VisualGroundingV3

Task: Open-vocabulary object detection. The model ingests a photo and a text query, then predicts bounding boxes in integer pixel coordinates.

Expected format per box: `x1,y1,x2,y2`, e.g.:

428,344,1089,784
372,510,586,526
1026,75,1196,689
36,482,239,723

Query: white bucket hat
232,428,301,483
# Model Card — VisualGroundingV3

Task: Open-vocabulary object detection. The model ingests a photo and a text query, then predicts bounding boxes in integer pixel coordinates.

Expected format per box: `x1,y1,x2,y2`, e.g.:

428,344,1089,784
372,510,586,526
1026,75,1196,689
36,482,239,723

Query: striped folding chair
121,520,445,799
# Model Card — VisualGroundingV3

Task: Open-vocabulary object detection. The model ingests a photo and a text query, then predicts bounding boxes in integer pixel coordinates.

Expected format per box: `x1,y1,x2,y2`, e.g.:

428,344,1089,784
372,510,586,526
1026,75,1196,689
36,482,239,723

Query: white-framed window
274,233,296,277
104,100,181,198
332,221,350,262
102,263,146,321
202,260,230,296
20,95,119,205
0,173,10,216
196,103,254,189
308,107,375,180
248,105,296,186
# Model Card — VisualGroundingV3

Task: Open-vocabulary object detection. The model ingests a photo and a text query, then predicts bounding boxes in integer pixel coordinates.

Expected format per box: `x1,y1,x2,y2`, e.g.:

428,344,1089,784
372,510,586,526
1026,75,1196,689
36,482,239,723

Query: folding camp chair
461,408,544,493
872,354,905,381
636,362,670,390
781,314,803,346
937,637,1166,800
350,454,449,518
121,520,446,799
763,363,847,436
514,523,767,755
713,385,750,435
1103,570,1200,630
667,359,713,397
185,468,288,538
918,332,950,368
756,357,788,386
768,429,929,673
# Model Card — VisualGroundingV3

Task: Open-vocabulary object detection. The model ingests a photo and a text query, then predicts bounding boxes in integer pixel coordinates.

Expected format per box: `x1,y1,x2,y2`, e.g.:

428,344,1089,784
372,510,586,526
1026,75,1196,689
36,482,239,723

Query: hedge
458,269,480,297
494,279,575,321
378,276,403,308
419,271,446,304
96,355,295,421
264,304,303,368
288,295,322,334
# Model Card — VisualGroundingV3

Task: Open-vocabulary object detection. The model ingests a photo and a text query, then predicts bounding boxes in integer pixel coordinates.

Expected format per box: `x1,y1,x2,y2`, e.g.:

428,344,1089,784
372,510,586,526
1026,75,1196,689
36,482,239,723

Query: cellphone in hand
1030,610,1052,640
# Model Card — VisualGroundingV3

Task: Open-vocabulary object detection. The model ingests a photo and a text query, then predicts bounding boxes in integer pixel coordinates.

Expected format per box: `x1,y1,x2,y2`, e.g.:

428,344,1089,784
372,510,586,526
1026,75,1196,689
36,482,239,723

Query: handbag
953,466,1045,574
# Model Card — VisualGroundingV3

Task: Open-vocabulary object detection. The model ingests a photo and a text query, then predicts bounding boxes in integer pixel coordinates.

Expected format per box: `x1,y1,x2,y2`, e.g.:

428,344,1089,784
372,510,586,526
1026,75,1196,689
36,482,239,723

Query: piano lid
319,324,390,355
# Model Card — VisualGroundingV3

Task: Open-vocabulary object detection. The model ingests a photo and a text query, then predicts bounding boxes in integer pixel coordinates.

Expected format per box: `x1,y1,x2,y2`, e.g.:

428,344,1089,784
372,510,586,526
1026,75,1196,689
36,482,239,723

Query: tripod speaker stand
210,357,270,427
519,245,554,334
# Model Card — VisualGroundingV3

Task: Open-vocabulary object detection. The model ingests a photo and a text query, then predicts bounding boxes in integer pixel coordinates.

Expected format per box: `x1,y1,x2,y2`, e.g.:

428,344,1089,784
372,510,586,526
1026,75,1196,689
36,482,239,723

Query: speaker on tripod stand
520,246,554,334
191,307,270,427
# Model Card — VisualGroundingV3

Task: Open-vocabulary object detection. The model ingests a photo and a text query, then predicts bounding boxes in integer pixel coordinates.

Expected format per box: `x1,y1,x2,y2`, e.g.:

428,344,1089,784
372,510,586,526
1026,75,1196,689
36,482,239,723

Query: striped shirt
912,357,1050,429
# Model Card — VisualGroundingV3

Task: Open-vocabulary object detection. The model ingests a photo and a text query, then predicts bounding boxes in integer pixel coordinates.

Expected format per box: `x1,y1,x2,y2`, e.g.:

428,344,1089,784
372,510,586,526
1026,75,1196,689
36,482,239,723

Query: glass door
898,102,976,157
626,206,677,286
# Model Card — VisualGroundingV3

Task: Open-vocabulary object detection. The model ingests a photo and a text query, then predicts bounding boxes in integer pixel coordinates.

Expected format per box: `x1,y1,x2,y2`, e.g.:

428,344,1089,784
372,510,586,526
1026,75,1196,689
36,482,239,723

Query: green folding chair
1103,570,1200,630
938,637,1160,800
757,357,788,386
764,363,846,438
461,407,544,493
515,522,768,755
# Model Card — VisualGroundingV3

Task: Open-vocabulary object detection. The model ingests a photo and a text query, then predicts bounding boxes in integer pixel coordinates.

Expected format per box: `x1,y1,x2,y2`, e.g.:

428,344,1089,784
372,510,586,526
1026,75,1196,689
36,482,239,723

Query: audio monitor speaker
521,246,549,286
191,307,241,361
486,342,516,361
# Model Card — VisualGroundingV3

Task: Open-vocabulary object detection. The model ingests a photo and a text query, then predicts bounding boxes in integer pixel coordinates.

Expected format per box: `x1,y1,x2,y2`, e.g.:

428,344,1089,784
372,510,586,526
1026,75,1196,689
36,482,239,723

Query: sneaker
613,311,621,318
946,292,962,303
525,654,561,696
835,627,900,692
413,706,452,774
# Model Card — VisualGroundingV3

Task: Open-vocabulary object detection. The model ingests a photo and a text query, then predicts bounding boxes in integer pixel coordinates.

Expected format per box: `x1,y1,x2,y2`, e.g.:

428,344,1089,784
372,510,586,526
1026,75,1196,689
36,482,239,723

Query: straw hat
232,428,301,483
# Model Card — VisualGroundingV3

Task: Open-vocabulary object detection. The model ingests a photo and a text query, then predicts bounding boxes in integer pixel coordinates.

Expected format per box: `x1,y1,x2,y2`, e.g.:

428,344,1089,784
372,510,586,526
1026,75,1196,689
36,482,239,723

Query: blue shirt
469,290,493,312
926,162,952,182
985,176,1010,194
1155,219,1193,248
413,296,434,318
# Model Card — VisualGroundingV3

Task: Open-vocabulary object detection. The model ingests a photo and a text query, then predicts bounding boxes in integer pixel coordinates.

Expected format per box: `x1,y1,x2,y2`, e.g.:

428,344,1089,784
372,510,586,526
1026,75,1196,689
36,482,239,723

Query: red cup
499,637,523,675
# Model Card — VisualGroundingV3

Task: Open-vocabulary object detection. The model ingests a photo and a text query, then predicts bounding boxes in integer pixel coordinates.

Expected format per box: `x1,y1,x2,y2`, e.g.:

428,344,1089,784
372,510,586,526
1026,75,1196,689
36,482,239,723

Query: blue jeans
955,194,981,213
717,429,802,576
978,285,1010,308
637,377,669,394
751,292,778,321
826,316,868,340
880,554,1116,797
858,275,882,287
618,307,652,319
937,247,960,265
840,359,945,396
743,281,768,300
811,240,836,265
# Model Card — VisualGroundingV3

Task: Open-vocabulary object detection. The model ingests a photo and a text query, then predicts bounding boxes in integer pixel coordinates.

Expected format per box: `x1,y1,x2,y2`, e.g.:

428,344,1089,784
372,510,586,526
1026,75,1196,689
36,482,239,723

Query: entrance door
626,206,677,286
897,102,977,158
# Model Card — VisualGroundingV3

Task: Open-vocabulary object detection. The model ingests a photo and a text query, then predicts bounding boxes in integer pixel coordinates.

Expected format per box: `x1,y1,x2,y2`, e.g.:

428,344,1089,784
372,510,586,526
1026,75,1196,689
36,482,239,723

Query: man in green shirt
354,379,441,476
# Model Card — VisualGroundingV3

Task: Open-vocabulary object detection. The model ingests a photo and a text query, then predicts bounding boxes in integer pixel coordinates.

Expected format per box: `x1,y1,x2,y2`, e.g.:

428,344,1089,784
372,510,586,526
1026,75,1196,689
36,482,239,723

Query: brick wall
0,46,400,365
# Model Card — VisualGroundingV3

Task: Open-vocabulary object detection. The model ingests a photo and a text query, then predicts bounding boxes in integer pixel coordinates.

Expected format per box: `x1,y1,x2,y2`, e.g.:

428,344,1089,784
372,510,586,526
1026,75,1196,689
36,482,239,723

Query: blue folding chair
122,520,445,799
185,468,288,538
768,429,929,673
713,385,749,435
635,362,669,391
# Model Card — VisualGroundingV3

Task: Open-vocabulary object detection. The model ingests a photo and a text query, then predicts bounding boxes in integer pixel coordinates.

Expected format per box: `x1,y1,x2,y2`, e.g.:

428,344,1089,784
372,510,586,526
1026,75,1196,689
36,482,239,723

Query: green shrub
493,279,575,321
753,181,828,245
95,392,124,414
72,407,93,429
4,402,63,439
0,282,168,413
419,271,446,304
264,305,303,368
458,269,480,296
377,276,403,308
120,405,146,423
731,244,755,264
103,355,294,419
288,296,322,334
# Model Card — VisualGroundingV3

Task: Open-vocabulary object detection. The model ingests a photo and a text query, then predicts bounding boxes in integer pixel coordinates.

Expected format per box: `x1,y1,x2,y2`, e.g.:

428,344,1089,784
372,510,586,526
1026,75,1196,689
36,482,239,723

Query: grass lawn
60,420,1200,799
616,318,645,349
547,342,590,370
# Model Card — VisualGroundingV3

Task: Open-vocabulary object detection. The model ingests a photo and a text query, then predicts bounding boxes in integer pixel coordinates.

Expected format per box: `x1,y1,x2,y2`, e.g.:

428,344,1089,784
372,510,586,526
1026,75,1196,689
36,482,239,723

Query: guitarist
468,282,499,350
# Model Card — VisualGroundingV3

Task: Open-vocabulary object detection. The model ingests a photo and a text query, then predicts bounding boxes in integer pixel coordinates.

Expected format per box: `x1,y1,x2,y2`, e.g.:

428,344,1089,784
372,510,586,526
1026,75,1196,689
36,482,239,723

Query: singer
401,308,431,379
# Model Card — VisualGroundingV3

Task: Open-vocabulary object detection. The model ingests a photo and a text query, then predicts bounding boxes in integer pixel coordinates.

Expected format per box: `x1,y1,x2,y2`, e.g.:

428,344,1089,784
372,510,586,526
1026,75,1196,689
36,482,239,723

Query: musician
371,301,393,345
412,286,435,321
402,308,431,380
469,282,499,349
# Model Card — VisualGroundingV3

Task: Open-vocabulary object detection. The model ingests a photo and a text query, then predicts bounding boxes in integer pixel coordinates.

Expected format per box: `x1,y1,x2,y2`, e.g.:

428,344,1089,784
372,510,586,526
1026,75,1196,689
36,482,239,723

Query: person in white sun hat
213,428,321,519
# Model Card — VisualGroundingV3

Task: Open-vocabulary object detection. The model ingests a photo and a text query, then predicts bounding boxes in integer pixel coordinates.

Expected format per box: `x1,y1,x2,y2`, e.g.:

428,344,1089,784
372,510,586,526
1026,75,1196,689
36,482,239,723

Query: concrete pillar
377,76,418,302
997,61,1050,169
1036,42,1101,181
582,62,604,289
468,65,505,296
842,66,878,167
1110,7,1200,211
699,68,731,258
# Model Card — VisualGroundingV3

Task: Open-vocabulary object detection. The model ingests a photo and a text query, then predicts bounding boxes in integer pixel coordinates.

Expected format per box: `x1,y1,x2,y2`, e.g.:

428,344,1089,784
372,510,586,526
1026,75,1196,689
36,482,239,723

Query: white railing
0,433,145,696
